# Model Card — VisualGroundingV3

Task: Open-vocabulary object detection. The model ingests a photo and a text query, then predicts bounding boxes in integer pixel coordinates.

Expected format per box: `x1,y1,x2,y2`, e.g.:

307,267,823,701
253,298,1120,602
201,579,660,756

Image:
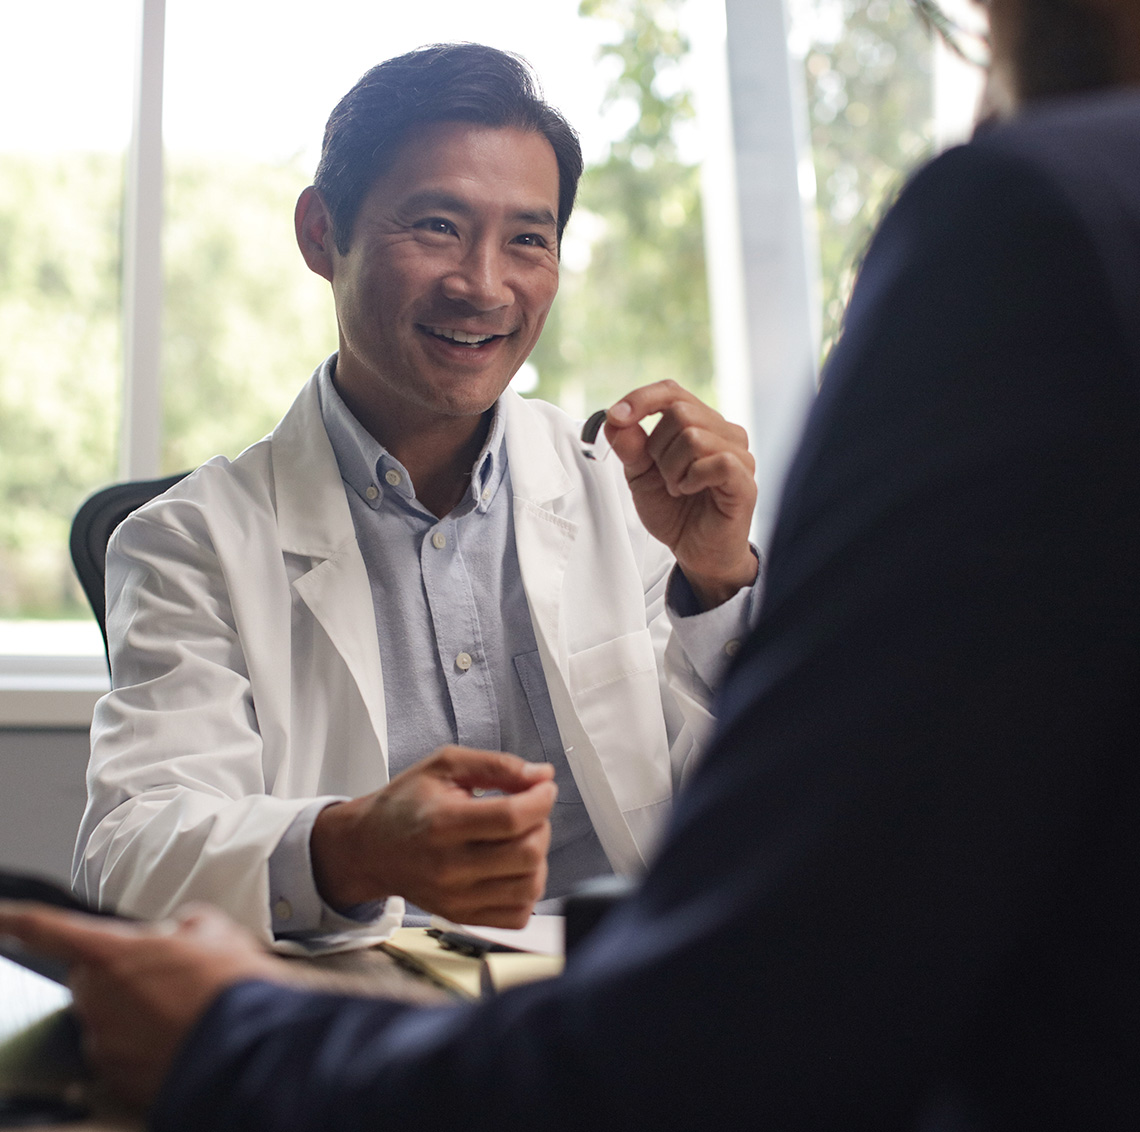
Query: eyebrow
401,190,557,230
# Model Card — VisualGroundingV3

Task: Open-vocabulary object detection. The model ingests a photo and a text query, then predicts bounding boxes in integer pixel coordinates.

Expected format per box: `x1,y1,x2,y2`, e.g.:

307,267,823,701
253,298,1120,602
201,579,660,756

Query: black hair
314,43,584,254
1009,0,1117,101
912,0,1116,99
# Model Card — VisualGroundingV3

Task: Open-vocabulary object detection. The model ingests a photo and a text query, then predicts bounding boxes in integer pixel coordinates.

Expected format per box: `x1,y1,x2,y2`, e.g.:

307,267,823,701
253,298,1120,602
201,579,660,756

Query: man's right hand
309,747,557,928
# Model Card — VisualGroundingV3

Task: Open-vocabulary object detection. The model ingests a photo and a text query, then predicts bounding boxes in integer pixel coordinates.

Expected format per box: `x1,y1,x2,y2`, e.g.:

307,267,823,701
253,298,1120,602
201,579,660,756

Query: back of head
1001,0,1119,102
314,43,584,254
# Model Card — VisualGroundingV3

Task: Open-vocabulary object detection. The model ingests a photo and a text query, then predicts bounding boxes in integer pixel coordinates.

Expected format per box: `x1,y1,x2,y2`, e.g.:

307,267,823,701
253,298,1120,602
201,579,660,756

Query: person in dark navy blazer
2,0,1139,1127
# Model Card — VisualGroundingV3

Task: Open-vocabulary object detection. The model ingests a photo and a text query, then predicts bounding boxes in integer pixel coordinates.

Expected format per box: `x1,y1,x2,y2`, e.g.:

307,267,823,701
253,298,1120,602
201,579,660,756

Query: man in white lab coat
72,44,761,945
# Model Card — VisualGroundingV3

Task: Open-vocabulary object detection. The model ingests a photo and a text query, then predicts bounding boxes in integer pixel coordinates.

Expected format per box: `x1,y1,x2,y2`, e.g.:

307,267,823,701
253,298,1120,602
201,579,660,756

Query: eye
415,217,458,237
513,232,549,248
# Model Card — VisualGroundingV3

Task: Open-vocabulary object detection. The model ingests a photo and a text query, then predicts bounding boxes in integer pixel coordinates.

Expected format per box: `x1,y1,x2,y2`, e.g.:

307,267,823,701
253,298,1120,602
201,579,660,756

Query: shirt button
384,469,402,487
724,638,741,657
432,531,447,549
456,651,473,671
273,898,293,922
365,485,379,501
481,487,492,502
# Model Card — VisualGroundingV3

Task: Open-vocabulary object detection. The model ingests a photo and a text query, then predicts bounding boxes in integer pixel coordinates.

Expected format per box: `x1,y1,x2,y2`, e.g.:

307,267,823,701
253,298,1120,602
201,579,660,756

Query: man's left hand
0,901,281,1110
604,381,758,609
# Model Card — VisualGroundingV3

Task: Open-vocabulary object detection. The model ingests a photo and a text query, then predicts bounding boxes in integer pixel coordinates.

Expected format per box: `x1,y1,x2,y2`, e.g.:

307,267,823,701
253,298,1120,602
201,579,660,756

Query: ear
295,186,337,282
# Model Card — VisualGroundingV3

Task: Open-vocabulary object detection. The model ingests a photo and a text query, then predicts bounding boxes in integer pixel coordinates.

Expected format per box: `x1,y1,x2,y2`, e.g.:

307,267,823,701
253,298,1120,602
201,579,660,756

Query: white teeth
425,326,497,345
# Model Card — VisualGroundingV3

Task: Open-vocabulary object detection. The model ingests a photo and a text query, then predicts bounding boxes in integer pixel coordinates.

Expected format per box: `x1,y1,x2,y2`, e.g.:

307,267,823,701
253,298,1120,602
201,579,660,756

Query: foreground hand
605,381,758,609
311,747,556,928
0,901,279,1110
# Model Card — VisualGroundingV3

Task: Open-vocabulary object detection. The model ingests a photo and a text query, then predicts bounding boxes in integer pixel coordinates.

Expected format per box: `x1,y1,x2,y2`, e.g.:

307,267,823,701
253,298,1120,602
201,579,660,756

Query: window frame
0,0,820,728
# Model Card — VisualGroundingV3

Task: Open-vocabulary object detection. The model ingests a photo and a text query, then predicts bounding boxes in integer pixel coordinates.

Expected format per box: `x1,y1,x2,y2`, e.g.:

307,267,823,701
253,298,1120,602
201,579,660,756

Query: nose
440,241,511,312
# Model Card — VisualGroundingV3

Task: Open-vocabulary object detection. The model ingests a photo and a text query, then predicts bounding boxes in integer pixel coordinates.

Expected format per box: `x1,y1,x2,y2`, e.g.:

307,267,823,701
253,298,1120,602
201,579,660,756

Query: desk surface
31,944,453,1132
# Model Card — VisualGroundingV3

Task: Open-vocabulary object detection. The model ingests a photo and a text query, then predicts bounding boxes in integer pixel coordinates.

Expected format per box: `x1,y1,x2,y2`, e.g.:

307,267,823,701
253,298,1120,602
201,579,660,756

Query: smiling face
308,121,561,444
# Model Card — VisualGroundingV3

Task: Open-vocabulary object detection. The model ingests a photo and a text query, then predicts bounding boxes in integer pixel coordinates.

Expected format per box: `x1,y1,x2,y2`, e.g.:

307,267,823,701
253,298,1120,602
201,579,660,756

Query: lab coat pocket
566,630,672,812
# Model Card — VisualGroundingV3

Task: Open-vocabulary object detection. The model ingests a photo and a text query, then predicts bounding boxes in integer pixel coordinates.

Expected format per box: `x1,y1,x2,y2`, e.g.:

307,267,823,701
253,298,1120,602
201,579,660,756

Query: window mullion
120,0,166,481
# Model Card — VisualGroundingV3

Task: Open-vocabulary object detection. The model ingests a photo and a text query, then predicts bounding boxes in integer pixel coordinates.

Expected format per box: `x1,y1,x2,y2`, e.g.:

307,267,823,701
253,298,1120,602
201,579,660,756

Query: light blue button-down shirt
270,357,759,936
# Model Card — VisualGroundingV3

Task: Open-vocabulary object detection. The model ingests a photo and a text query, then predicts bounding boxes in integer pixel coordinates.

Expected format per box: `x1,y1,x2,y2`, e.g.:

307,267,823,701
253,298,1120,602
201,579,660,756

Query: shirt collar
317,353,507,515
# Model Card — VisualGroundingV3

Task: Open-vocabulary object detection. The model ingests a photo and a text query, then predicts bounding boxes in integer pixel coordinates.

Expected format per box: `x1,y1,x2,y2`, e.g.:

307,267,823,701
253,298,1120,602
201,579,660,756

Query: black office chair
70,472,190,666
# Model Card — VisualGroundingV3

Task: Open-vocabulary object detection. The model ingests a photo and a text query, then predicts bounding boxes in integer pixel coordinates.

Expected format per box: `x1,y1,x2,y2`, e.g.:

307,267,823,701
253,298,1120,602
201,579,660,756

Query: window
790,0,986,357
0,2,135,647
0,0,986,725
1,0,700,654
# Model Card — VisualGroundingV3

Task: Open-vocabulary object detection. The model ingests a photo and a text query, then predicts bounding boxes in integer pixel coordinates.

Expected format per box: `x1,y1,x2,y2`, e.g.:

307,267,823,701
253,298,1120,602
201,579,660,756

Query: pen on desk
426,928,524,958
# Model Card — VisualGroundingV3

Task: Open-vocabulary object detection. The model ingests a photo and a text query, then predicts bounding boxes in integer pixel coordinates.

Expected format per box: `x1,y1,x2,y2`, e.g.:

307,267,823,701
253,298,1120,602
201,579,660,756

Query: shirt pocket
566,629,672,812
514,649,583,804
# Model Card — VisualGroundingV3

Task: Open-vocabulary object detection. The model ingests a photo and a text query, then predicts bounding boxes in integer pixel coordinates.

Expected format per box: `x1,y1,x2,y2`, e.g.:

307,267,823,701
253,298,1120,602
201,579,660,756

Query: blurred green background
0,0,946,624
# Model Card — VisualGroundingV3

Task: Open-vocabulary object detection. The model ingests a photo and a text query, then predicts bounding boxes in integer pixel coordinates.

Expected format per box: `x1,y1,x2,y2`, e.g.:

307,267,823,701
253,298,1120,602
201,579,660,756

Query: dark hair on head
314,42,584,254
1008,0,1117,101
911,0,1116,99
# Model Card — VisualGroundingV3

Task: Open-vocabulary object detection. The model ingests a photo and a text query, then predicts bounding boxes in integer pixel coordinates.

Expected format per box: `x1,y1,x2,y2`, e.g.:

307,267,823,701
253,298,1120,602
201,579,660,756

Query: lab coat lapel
270,376,390,766
504,392,644,875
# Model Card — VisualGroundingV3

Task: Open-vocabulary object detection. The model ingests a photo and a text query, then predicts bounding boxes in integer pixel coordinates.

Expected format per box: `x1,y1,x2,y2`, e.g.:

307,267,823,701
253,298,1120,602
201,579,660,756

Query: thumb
604,416,653,478
430,746,555,795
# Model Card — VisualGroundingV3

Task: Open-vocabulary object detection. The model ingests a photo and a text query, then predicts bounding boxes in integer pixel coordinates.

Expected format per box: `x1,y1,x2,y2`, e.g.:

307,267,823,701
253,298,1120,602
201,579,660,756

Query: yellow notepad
481,951,564,993
378,929,484,999
378,927,565,999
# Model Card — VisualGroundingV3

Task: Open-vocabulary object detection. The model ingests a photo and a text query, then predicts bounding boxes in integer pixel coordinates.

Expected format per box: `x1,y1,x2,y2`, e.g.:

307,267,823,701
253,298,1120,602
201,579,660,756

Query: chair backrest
69,472,190,665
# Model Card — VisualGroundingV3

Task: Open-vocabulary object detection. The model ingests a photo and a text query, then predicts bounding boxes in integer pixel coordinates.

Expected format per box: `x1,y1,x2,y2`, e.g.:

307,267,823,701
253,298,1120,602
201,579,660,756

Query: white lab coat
74,375,716,942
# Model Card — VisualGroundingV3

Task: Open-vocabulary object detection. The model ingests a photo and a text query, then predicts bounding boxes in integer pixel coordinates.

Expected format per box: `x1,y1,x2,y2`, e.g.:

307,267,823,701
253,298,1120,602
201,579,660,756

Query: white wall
0,728,89,886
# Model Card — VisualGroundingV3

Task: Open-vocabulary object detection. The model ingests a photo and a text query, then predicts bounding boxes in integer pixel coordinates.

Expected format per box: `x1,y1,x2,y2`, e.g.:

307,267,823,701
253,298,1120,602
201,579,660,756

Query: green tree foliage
0,152,335,618
0,0,711,618
0,0,942,620
529,0,713,414
161,156,336,472
0,154,121,616
798,0,935,358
